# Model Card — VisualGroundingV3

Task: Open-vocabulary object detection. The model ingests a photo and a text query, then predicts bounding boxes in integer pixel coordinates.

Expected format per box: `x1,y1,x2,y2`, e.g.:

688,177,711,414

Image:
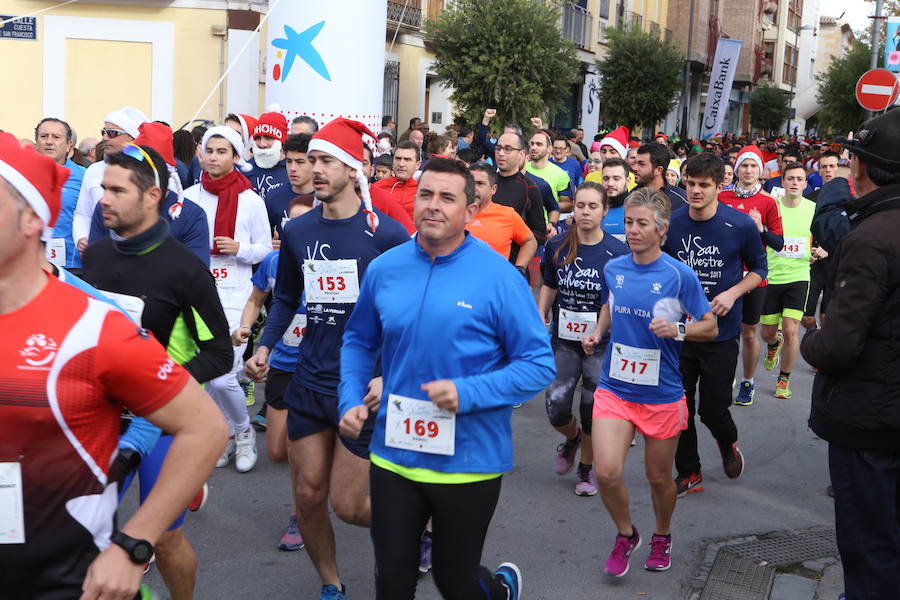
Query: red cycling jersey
0,275,189,595
719,189,784,286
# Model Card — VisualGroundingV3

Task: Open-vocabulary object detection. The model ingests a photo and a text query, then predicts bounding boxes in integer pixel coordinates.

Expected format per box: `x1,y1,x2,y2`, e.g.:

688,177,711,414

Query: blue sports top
599,253,711,405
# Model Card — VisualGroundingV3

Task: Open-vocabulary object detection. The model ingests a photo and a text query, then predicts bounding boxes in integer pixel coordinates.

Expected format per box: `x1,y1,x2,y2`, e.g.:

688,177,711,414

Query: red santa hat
233,114,258,148
0,131,69,240
599,126,629,159
252,111,288,142
735,144,764,172
135,122,175,167
308,118,379,230
201,126,252,172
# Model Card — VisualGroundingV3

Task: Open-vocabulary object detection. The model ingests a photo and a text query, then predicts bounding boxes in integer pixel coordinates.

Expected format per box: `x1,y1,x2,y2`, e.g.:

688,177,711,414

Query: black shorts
264,367,292,411
285,380,374,459
741,286,767,325
761,281,810,323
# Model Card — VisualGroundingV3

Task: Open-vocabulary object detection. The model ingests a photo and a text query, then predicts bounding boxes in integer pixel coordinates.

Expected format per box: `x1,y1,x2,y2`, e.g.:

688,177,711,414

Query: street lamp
788,24,814,136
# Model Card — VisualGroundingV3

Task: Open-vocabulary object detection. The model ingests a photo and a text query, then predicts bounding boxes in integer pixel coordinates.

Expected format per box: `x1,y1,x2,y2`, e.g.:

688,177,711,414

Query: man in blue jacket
339,157,555,600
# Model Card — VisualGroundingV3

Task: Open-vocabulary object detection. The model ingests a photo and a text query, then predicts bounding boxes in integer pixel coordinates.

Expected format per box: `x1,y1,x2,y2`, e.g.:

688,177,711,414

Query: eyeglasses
121,143,161,190
101,128,127,139
495,145,523,154
588,158,603,164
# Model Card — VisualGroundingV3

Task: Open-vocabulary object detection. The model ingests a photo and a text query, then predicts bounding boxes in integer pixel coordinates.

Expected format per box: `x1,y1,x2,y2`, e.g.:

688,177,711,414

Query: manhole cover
700,551,774,600
724,528,837,566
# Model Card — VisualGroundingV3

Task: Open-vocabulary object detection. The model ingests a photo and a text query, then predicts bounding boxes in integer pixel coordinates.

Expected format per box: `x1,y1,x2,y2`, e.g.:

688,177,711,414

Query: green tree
815,42,872,134
427,0,580,132
749,84,790,134
595,26,683,133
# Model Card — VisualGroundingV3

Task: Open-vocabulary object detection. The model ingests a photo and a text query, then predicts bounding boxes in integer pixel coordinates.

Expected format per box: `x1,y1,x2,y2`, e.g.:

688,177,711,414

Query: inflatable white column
265,1,387,132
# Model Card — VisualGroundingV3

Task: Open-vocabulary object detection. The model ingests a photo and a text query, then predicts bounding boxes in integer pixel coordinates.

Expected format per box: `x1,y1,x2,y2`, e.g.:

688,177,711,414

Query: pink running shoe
574,464,597,496
644,534,672,571
554,430,582,475
604,527,641,577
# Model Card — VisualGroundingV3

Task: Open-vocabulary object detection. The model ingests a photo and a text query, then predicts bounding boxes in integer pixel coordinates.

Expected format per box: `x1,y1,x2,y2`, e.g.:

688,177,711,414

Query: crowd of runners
2,101,900,600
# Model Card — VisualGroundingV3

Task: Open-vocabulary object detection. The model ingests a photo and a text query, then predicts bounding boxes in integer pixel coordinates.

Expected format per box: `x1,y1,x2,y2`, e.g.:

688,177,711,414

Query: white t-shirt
183,182,272,321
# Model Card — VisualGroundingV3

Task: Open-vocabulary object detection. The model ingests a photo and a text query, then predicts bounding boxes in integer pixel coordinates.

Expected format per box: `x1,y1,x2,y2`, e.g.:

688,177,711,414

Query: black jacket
801,183,900,450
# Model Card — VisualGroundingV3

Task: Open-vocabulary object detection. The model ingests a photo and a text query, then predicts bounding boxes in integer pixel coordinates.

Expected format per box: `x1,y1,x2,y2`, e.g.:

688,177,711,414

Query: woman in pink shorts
582,188,717,577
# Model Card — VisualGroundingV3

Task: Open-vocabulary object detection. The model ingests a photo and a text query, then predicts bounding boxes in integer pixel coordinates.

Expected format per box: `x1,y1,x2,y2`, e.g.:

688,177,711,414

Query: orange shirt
466,201,532,259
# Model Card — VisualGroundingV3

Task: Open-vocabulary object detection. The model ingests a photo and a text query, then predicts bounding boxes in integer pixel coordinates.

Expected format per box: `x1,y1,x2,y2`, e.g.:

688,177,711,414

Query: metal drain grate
699,551,775,600
724,528,837,566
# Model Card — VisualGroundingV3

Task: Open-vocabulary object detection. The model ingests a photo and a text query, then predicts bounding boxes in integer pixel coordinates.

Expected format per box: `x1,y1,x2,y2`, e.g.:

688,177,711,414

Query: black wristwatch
516,265,529,280
111,530,153,564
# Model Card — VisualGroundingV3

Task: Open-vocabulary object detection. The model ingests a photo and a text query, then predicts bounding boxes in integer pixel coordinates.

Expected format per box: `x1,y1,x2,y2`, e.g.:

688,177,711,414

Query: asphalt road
128,348,836,599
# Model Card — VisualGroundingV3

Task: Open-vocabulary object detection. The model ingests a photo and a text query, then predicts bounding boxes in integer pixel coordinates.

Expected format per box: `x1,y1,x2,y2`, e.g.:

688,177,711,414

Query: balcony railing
387,0,422,33
622,11,643,31
665,28,673,44
649,21,659,38
562,4,593,50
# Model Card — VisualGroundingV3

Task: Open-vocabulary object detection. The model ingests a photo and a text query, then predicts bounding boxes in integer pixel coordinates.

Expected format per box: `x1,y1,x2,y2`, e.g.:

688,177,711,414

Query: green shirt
767,197,816,284
526,161,571,201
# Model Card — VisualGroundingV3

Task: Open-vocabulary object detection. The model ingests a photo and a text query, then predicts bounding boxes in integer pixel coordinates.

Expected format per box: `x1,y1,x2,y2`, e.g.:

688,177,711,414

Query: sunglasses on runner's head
101,128,127,139
121,143,161,190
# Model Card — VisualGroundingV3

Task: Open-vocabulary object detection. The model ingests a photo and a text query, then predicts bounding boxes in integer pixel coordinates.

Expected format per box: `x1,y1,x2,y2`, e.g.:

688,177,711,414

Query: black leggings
370,464,508,599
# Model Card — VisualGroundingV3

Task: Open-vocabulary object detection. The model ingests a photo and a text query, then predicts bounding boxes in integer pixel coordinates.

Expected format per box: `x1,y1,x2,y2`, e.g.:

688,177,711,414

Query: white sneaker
216,439,235,468
234,428,257,473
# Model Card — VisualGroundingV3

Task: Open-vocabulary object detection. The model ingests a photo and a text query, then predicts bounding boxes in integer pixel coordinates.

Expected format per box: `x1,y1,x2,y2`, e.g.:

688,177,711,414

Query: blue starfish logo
272,22,331,82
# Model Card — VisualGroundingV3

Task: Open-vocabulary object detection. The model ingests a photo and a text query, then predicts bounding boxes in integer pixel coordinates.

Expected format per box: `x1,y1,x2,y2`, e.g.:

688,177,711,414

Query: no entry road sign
856,69,900,112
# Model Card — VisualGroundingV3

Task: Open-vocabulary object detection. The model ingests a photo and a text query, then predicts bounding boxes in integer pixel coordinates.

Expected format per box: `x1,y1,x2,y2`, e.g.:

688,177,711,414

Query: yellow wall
0,1,249,141
66,39,153,135
390,40,433,134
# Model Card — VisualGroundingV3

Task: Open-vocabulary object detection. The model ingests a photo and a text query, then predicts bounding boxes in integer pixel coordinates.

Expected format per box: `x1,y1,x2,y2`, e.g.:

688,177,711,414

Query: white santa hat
200,126,252,173
104,106,147,139
308,118,379,231
599,126,629,160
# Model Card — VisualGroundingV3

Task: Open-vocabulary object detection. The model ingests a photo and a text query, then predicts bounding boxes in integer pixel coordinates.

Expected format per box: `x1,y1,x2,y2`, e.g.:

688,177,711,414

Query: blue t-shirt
261,186,313,238
763,176,782,194
663,204,767,341
188,156,202,187
599,253,711,404
260,204,411,395
550,156,583,188
52,158,87,269
245,158,290,203
543,232,628,345
251,251,305,373
602,206,626,241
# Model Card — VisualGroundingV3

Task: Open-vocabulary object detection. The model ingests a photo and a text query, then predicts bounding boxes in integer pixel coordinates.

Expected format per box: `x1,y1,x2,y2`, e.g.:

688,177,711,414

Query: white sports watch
675,322,687,341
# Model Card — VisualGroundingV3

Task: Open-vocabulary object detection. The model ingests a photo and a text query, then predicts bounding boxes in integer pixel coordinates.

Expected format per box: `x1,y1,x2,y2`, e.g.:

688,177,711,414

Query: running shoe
555,429,582,475
215,439,234,468
644,534,672,571
320,584,346,600
278,515,305,551
138,584,158,599
240,379,255,407
763,332,784,371
734,381,755,406
418,531,432,573
495,562,523,600
675,472,704,497
234,428,258,473
574,463,598,496
774,376,792,399
251,412,267,432
605,527,641,577
717,441,745,479
188,483,208,512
